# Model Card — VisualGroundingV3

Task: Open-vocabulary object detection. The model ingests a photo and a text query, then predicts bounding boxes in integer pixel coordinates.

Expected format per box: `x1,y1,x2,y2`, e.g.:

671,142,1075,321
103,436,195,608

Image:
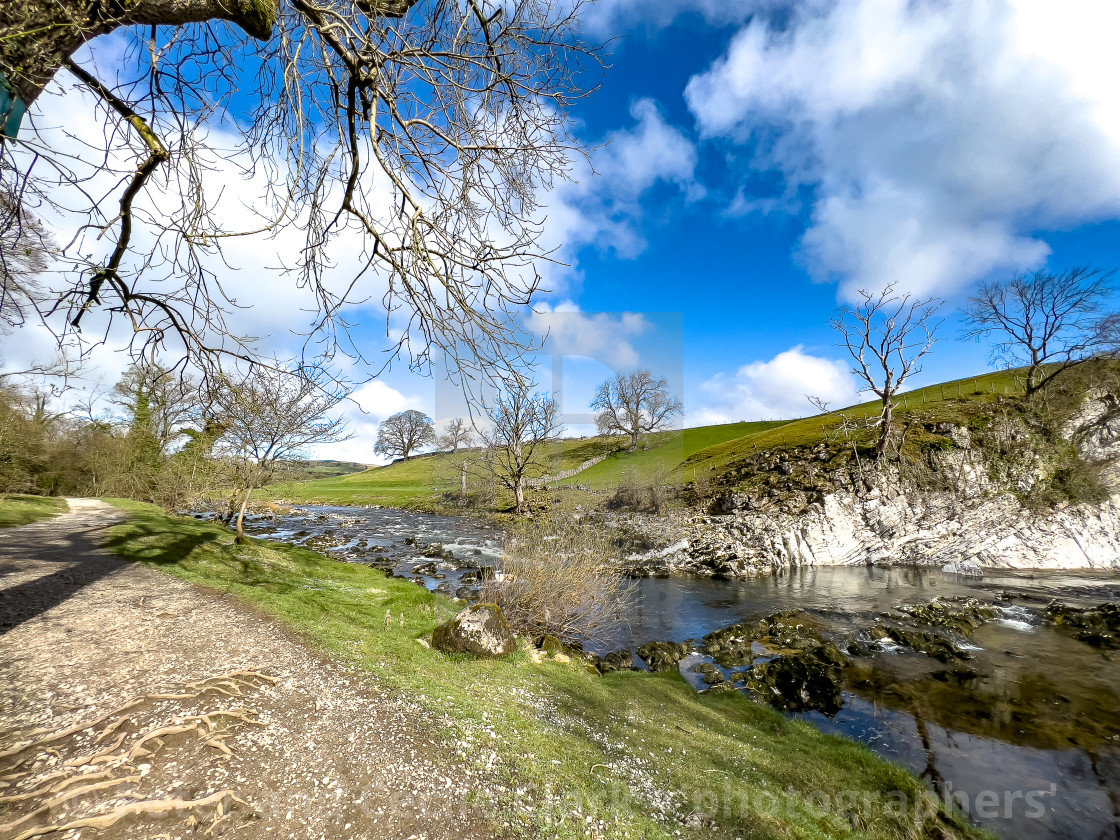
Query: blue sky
489,0,1120,443
12,0,1120,462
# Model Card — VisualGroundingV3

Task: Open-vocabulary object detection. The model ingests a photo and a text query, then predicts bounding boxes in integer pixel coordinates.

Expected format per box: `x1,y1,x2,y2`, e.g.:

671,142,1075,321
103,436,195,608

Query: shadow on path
0,506,128,635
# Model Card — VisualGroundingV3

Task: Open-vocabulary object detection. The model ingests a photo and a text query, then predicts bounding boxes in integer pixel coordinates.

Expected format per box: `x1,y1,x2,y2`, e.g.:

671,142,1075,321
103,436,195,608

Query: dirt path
0,499,499,840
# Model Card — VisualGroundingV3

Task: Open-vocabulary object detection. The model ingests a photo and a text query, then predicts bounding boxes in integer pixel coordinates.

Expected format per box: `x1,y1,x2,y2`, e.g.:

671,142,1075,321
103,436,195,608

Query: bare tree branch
2,0,601,389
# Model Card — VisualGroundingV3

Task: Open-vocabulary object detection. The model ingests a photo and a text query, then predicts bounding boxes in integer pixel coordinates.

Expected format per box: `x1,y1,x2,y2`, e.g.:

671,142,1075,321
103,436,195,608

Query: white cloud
541,98,701,266
684,0,1120,299
597,99,705,201
315,380,429,463
526,301,651,370
691,345,858,425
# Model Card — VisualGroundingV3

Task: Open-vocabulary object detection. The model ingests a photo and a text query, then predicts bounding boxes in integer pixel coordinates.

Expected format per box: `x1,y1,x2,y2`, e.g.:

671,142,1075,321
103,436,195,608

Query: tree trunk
460,460,468,500
876,396,893,458
513,477,525,515
234,486,252,544
1026,363,1042,397
627,431,639,451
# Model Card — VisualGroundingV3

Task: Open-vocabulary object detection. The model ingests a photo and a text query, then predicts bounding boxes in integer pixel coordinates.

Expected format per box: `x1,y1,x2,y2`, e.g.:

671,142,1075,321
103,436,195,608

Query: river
238,505,1120,840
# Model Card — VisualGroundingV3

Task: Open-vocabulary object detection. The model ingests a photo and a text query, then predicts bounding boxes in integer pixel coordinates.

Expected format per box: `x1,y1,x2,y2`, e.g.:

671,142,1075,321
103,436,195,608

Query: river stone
870,624,972,662
744,646,845,715
599,650,637,673
689,662,726,685
895,597,1001,635
537,634,565,655
431,603,516,659
637,640,691,672
1046,601,1120,649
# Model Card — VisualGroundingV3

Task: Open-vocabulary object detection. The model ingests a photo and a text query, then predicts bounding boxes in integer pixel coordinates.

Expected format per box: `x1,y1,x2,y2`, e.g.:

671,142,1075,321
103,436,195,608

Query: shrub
479,517,634,644
604,464,675,513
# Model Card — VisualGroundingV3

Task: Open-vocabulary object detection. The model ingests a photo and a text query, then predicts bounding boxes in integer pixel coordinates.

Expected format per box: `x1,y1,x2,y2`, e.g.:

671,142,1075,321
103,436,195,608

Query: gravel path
0,499,498,840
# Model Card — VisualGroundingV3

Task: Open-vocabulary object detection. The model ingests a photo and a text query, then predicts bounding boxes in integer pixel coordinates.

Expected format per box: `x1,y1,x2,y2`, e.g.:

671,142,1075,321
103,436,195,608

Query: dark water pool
605,567,1120,840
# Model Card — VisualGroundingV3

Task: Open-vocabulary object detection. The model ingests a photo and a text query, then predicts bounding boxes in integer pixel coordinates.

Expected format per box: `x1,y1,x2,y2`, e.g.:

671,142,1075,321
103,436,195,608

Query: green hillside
683,368,1025,480
574,421,788,489
267,368,1030,510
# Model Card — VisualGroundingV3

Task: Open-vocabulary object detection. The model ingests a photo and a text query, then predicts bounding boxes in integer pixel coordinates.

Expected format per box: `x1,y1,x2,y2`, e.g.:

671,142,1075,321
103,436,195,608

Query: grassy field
574,421,789,489
103,499,985,840
269,423,791,507
0,494,68,528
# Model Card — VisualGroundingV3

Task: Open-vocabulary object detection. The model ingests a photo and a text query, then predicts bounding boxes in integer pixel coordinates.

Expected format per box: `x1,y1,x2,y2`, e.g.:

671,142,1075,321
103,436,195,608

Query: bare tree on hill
592,369,683,451
438,417,474,453
477,382,559,514
374,410,435,462
1,0,599,381
832,285,943,458
963,267,1117,397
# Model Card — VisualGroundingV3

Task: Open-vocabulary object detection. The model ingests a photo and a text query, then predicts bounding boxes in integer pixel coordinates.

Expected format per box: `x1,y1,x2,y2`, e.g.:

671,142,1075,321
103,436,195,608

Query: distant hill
279,460,370,482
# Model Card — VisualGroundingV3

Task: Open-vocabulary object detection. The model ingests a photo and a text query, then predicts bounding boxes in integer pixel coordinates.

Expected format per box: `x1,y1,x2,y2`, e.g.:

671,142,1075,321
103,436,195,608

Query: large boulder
431,603,516,659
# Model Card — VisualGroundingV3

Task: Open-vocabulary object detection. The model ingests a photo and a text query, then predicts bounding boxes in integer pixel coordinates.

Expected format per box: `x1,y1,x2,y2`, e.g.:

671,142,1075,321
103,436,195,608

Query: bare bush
480,518,633,643
604,463,674,513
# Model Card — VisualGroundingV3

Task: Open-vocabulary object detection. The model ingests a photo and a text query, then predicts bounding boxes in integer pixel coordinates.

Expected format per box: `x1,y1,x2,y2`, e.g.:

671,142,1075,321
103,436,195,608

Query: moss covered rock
1046,601,1120,649
637,640,691,672
431,603,516,659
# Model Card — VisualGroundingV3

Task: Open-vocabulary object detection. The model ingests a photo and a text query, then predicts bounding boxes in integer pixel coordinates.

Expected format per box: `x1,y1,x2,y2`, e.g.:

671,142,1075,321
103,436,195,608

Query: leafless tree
0,188,55,333
591,369,683,451
477,381,558,514
962,267,1116,396
832,285,943,458
438,416,473,453
210,366,349,542
1,0,599,382
374,409,435,462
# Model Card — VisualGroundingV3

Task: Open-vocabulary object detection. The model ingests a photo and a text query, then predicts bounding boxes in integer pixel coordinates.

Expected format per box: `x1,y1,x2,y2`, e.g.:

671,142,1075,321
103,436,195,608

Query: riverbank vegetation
103,499,987,840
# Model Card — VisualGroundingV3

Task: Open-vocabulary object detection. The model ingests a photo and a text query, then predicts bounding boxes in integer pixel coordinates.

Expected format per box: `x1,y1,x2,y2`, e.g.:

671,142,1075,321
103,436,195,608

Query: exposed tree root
0,671,275,840
0,776,141,834
0,768,114,803
1,671,273,764
6,789,237,840
64,732,128,767
0,699,145,761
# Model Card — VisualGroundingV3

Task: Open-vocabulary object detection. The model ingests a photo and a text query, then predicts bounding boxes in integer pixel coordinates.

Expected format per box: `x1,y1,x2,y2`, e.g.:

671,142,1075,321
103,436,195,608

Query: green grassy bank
103,499,986,840
0,494,68,528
